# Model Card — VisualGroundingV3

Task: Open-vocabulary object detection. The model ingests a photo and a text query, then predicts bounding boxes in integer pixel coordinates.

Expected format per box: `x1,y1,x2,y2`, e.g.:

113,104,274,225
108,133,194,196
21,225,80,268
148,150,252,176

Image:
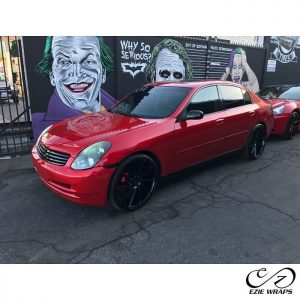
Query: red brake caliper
120,172,129,184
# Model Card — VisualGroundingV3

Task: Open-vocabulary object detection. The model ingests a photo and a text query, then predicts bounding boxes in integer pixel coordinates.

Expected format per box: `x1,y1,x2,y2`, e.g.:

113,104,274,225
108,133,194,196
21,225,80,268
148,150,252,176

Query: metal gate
0,36,32,156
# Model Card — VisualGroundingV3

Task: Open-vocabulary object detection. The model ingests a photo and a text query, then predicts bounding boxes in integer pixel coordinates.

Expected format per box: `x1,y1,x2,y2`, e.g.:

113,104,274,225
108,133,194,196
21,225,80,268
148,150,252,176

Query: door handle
215,118,224,125
249,111,255,117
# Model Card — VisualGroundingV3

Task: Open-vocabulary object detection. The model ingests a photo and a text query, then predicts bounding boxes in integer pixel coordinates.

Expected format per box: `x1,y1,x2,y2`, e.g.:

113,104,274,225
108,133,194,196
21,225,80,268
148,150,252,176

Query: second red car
258,85,300,139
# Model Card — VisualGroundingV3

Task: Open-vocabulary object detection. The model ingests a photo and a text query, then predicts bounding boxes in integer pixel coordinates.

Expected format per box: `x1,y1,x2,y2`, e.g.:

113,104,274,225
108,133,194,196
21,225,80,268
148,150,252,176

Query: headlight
273,105,285,115
71,141,111,170
36,125,53,144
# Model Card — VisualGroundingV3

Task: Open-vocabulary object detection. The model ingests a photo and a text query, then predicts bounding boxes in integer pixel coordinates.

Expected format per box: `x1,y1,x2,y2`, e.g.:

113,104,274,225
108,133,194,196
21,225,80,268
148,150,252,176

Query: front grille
37,143,70,166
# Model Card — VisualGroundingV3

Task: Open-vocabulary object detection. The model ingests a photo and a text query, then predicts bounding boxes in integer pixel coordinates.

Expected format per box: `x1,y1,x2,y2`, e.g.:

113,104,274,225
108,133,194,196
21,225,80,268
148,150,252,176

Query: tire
244,124,266,160
284,111,299,140
109,154,159,211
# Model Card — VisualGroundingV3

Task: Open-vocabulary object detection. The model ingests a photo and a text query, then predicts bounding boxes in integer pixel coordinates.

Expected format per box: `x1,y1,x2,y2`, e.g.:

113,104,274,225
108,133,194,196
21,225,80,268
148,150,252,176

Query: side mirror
185,110,204,120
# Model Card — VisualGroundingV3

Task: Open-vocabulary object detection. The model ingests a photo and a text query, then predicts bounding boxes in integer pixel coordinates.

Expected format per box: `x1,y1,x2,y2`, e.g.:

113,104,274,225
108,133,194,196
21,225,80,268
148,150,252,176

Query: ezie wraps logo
246,267,296,295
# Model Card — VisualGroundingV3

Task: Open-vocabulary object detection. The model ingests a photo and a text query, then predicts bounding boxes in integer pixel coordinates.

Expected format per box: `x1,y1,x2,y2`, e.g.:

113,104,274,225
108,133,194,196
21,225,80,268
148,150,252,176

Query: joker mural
33,36,116,140
221,47,259,93
145,38,193,83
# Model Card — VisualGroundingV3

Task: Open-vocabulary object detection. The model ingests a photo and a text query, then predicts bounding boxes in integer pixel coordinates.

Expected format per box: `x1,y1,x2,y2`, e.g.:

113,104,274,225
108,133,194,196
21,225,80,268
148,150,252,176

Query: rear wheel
245,124,266,160
284,111,299,140
109,154,159,211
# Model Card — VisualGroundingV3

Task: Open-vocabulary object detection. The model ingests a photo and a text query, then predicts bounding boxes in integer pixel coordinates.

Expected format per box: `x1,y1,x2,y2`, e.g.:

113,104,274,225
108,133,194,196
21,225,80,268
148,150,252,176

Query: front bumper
272,114,290,135
32,145,115,206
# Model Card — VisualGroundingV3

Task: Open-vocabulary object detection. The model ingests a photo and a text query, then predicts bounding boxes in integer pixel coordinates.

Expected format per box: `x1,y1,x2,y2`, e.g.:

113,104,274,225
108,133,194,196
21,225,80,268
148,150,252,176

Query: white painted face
154,48,185,82
50,36,106,112
231,53,244,84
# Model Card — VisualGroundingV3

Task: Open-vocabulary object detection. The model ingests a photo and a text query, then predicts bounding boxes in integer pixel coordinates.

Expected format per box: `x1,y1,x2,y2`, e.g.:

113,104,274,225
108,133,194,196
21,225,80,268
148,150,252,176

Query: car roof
261,84,300,88
144,80,242,89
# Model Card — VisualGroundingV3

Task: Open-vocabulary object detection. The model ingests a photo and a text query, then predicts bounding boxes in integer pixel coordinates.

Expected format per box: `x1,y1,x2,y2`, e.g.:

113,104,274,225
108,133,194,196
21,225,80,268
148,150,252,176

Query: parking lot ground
1,135,300,263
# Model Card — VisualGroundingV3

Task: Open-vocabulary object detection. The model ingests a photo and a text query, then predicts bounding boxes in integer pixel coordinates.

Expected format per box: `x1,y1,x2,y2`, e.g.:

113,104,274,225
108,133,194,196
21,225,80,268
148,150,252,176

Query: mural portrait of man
221,47,259,92
145,38,193,83
33,36,116,139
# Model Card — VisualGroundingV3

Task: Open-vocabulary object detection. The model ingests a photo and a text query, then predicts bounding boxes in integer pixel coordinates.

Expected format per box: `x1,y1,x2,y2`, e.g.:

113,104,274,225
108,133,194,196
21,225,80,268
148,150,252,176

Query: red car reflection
258,85,300,139
32,81,273,211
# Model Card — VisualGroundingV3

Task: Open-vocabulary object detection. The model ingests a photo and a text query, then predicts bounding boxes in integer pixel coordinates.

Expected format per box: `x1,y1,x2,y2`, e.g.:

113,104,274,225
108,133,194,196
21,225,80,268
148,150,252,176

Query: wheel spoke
118,188,133,202
139,166,154,177
136,159,146,175
128,188,138,208
117,184,130,190
137,186,143,204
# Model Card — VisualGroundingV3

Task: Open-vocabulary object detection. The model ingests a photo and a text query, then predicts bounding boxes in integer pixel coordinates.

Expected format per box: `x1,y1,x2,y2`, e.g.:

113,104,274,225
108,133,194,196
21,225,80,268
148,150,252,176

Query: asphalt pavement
0,135,300,263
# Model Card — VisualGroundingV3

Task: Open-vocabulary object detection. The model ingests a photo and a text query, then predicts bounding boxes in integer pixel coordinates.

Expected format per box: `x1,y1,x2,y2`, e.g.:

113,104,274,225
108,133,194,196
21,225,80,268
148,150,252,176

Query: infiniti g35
32,81,273,211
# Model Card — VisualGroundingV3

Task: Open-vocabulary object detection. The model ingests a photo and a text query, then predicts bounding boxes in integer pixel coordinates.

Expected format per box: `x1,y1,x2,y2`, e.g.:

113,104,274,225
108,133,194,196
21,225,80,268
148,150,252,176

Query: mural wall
22,36,266,140
263,36,300,86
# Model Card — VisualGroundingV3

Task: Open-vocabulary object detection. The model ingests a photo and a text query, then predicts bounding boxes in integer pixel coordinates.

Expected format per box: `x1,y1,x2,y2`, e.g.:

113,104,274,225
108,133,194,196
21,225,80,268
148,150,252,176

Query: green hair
145,38,193,82
36,36,114,77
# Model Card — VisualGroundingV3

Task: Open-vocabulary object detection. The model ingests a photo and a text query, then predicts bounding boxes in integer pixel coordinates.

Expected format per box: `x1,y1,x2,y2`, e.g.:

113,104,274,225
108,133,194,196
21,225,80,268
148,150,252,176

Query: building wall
22,36,266,140
217,36,264,46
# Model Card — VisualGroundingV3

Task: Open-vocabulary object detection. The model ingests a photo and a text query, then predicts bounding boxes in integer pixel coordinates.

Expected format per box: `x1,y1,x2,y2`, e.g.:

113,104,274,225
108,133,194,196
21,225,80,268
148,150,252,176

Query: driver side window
187,86,222,114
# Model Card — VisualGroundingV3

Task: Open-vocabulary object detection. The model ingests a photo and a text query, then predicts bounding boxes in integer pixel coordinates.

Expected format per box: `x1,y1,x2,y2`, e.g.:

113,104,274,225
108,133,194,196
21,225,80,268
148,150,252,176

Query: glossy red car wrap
32,81,273,209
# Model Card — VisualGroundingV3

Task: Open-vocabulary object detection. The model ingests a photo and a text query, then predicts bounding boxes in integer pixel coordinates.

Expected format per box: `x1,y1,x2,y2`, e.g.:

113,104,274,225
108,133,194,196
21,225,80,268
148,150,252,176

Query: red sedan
32,81,273,211
258,85,300,139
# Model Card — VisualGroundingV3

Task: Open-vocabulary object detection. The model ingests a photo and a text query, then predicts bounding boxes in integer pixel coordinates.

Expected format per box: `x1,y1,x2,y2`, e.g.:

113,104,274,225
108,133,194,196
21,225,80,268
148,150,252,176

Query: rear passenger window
187,86,222,114
221,85,244,109
242,89,252,104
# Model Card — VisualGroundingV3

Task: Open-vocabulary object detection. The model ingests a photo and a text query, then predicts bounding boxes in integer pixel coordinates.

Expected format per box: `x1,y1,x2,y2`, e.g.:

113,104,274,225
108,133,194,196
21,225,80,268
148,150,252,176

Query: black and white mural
263,36,300,86
270,36,300,64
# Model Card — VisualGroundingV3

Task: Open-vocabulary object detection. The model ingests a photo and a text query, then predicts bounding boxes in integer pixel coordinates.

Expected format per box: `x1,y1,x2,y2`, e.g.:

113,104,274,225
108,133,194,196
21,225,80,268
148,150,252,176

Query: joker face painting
145,38,193,83
231,52,243,84
221,47,259,93
50,36,106,112
154,48,185,82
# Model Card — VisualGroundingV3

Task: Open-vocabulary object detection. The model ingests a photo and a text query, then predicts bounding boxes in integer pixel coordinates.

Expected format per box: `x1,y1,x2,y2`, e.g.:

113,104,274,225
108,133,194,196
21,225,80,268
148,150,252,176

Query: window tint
187,86,221,114
242,89,252,104
221,85,244,109
110,86,191,119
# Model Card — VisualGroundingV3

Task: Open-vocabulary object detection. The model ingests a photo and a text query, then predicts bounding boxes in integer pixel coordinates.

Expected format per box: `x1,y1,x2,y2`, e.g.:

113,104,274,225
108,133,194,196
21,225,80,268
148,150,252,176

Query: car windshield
110,86,192,119
278,86,300,100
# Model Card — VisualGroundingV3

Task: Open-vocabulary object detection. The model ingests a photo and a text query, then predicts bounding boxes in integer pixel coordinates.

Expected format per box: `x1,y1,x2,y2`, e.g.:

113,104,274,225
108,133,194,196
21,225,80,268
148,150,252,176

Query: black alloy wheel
109,154,159,211
284,111,299,139
246,125,266,160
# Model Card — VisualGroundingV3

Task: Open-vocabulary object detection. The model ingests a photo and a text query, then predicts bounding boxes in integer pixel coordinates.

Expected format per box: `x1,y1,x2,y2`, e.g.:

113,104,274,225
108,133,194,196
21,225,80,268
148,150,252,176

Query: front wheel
245,124,266,160
284,111,299,140
109,154,159,211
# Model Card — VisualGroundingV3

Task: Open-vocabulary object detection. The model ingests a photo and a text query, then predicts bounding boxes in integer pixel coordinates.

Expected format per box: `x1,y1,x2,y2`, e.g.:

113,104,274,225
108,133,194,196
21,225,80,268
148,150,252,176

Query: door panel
219,85,257,151
223,104,258,150
167,85,227,173
170,112,229,172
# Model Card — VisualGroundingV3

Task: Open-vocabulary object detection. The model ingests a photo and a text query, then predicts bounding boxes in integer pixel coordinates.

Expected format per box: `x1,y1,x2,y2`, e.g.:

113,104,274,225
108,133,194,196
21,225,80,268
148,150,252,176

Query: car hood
41,111,157,155
266,98,291,108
